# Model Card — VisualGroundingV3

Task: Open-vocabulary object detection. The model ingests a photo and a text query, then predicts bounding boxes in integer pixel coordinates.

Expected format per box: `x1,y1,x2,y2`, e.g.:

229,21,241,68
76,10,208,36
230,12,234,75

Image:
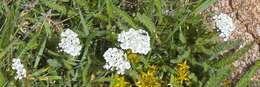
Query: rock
206,0,260,85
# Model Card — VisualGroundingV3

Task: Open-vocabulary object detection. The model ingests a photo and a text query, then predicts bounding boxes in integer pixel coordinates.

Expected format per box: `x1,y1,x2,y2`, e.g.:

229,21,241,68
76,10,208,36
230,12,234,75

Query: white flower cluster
58,29,82,56
103,48,131,75
213,13,235,41
118,28,151,55
11,58,26,80
103,28,151,74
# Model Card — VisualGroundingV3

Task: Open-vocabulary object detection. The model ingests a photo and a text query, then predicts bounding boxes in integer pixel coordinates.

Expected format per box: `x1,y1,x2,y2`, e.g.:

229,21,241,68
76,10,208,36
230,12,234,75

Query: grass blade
115,7,137,28
79,10,90,36
0,71,4,86
192,0,217,15
34,37,47,68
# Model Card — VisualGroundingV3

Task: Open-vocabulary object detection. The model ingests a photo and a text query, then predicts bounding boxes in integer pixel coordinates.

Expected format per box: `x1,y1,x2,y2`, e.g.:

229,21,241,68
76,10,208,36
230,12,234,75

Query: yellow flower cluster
113,75,131,87
136,66,161,87
127,50,140,64
176,60,190,85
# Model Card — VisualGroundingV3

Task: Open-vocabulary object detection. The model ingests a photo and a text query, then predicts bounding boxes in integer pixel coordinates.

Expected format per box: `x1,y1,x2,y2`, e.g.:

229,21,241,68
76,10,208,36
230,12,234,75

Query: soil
206,0,260,85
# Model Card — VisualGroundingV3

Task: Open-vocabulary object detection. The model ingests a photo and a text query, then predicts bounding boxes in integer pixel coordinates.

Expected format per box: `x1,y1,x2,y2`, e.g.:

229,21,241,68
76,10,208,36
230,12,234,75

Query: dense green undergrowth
0,0,259,87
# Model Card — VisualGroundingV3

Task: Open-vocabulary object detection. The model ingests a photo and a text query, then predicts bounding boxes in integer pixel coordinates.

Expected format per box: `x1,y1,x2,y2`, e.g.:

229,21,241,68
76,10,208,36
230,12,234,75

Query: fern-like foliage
213,43,253,68
235,60,260,87
210,39,241,56
204,66,231,87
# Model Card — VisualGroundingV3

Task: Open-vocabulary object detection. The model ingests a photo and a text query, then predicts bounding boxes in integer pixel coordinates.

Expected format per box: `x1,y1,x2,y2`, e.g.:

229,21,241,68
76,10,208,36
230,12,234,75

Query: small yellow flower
113,75,131,87
136,65,161,87
175,60,190,85
127,50,140,63
223,79,231,87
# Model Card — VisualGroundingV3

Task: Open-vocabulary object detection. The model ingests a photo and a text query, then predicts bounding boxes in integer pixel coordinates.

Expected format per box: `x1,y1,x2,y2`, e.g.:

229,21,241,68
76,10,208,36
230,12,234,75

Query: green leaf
137,13,156,34
34,37,47,68
154,0,164,24
0,71,4,86
47,59,62,68
106,0,113,18
43,21,52,37
79,10,90,36
91,77,112,82
179,28,186,44
0,41,17,60
211,40,241,55
44,1,67,14
31,67,49,77
38,76,62,80
115,7,137,28
235,60,260,87
205,66,231,87
192,0,217,15
17,32,41,58
74,0,87,8
94,13,109,22
82,47,90,85
214,43,253,68
60,0,70,2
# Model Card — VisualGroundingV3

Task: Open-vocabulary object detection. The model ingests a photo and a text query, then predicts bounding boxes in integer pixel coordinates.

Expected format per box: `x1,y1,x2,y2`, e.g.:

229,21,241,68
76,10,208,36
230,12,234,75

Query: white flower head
103,48,131,75
213,13,235,41
11,58,26,80
118,28,151,55
58,29,82,56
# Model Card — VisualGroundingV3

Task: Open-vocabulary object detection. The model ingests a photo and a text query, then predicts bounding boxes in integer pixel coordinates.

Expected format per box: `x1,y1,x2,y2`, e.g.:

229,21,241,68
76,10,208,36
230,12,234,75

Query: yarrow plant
1,0,255,87
103,48,131,75
213,13,235,41
11,58,26,80
58,29,82,56
118,28,151,55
